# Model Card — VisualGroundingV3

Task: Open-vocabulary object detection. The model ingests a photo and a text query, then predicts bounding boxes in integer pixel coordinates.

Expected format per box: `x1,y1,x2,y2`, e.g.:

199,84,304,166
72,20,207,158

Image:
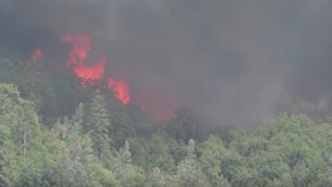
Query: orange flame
107,77,130,104
61,34,130,104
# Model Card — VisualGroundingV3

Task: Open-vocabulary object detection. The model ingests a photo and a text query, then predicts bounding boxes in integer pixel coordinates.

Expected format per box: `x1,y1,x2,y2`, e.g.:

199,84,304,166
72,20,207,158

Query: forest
0,49,332,187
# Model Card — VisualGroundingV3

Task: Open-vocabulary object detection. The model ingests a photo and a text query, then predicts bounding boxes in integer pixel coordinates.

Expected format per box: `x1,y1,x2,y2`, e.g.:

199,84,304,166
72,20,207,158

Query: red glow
26,49,43,63
107,78,130,104
22,35,174,120
61,34,131,104
32,49,43,61
61,35,91,67
72,57,106,87
140,105,147,111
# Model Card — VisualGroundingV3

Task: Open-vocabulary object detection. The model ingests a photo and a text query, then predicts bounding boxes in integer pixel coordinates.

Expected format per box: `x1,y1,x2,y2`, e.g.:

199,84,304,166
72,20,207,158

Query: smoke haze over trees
1,1,332,186
1,0,332,128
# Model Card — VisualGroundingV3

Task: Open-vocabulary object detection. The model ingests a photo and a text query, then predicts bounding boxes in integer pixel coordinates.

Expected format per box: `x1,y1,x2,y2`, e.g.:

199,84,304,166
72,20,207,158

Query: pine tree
0,84,49,187
116,141,132,165
87,89,112,160
72,103,84,128
114,141,146,187
148,167,166,187
176,139,208,187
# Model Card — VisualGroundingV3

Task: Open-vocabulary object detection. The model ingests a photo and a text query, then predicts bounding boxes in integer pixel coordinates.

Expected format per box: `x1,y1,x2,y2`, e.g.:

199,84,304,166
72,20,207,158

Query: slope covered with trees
0,57,332,187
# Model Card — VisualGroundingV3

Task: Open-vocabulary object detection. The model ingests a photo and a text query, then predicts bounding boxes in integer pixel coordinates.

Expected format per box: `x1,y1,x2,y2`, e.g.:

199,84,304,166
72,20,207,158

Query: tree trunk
23,117,27,157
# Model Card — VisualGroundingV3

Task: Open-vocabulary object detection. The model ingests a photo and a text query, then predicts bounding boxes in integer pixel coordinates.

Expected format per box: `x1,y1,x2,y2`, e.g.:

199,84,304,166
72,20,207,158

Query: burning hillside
2,0,332,128
61,34,130,105
22,34,175,121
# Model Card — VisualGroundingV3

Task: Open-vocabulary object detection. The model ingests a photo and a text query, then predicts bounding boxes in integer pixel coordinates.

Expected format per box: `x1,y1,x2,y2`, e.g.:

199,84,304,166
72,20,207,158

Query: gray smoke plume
1,0,332,129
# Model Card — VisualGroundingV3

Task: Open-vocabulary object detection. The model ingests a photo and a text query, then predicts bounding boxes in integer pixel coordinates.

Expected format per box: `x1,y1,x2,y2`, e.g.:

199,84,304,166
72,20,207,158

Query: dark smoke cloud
1,0,332,128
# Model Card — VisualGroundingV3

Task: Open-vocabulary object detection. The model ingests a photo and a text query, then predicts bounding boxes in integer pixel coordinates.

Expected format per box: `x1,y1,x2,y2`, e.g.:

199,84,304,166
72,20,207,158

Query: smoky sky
0,0,332,128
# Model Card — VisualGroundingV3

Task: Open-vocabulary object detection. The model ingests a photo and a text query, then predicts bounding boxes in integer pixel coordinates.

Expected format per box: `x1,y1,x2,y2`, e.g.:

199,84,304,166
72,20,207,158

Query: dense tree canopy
0,57,332,187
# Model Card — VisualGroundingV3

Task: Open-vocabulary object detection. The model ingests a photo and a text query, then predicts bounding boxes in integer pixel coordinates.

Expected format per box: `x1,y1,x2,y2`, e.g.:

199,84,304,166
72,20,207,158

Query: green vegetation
0,58,332,187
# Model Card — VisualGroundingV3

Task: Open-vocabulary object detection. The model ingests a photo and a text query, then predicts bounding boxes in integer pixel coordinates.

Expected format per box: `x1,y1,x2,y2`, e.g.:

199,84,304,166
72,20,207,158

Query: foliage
0,58,332,186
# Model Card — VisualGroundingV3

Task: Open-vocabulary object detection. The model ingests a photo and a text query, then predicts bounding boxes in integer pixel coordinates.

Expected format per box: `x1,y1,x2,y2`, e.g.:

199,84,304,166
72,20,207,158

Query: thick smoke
0,0,332,128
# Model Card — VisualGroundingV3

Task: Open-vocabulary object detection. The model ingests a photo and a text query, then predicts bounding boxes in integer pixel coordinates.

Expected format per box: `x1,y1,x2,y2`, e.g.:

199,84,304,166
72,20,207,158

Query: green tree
176,139,207,187
198,135,231,186
144,132,176,173
86,90,112,162
114,141,146,187
0,84,52,187
166,106,204,143
147,167,166,187
110,112,136,149
51,103,119,187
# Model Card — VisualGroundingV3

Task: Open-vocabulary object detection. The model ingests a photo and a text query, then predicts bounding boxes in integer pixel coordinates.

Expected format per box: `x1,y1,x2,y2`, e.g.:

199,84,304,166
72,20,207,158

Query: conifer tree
0,84,48,187
87,89,112,160
176,139,207,187
72,103,84,128
116,140,132,165
114,141,146,187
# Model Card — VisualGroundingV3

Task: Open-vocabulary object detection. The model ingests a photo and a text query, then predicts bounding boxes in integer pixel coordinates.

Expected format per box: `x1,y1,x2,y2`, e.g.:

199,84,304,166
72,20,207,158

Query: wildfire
61,34,131,104
107,77,130,105
32,49,43,61
26,49,42,63
22,35,171,119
